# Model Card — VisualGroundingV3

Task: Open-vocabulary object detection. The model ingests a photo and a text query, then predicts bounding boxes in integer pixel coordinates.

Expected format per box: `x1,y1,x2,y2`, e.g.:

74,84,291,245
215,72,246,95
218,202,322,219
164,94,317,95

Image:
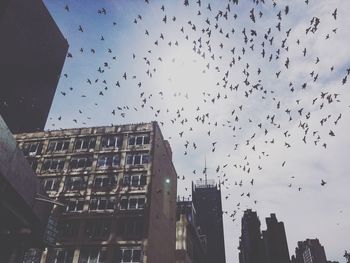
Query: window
126,154,149,165
58,220,79,239
90,196,116,211
42,177,60,192
74,137,96,151
23,249,42,263
101,135,122,149
116,247,142,263
93,174,117,189
118,218,143,238
65,198,85,212
64,176,86,191
51,249,74,263
84,220,111,240
123,174,147,187
120,196,145,210
128,134,150,147
97,154,120,168
79,248,107,263
42,158,65,172
69,156,93,170
22,141,43,157
47,140,70,152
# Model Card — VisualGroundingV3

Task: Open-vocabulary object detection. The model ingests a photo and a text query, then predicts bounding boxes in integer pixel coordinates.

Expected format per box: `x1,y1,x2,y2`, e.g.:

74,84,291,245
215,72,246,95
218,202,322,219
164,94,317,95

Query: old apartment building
14,122,177,263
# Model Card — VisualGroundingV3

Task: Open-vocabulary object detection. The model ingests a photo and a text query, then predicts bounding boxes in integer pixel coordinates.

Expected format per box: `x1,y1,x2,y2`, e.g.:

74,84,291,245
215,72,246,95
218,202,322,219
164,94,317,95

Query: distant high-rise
239,209,267,263
0,0,68,133
192,179,226,263
291,239,327,263
262,213,291,263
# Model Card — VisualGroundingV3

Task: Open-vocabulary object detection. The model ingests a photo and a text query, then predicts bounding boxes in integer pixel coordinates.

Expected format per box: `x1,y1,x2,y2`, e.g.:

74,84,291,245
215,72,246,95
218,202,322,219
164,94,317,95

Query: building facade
262,214,290,263
192,180,226,263
175,198,207,263
0,0,68,133
14,122,177,263
291,239,327,263
238,209,267,263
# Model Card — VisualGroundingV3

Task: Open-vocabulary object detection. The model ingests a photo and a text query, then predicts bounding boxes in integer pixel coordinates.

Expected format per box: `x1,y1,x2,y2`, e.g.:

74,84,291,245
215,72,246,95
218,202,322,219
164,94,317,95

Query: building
291,239,327,263
238,209,267,263
192,180,226,263
0,0,68,133
262,213,290,263
14,122,177,263
175,198,207,263
0,116,52,262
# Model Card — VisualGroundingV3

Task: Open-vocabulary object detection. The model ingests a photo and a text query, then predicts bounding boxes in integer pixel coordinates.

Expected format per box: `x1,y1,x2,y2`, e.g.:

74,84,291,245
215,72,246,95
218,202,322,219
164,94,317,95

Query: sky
43,0,350,262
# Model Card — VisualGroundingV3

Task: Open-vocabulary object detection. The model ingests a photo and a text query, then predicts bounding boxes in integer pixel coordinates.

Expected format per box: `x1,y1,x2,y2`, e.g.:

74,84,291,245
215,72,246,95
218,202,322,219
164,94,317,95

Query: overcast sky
43,0,350,262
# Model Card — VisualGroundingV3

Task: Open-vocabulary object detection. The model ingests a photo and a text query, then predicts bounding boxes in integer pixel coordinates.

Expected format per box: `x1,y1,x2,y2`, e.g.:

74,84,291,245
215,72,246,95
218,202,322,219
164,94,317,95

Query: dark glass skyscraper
262,213,291,263
192,180,226,263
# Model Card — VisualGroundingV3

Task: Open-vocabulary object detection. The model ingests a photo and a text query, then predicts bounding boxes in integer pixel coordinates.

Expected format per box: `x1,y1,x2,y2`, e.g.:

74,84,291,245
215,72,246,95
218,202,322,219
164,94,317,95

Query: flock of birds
50,0,349,227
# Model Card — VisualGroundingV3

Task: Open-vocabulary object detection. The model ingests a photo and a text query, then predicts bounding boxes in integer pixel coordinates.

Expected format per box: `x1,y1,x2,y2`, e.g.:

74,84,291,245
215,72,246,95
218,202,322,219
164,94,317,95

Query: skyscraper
262,213,291,263
192,179,226,263
291,239,327,263
0,0,68,133
238,209,267,263
14,122,177,263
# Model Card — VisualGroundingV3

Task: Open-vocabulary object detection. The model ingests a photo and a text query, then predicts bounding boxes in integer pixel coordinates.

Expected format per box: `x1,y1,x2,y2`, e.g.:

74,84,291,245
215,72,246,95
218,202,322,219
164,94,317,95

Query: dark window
101,135,122,149
125,154,149,165
79,248,107,263
47,140,70,152
75,137,96,151
58,220,79,239
42,158,65,172
70,156,93,170
123,175,145,188
42,177,60,191
52,249,74,263
84,221,111,240
22,141,43,157
65,176,86,191
90,197,116,211
116,248,142,263
97,154,120,168
23,249,42,263
120,196,146,210
65,198,85,212
128,134,150,147
93,174,117,189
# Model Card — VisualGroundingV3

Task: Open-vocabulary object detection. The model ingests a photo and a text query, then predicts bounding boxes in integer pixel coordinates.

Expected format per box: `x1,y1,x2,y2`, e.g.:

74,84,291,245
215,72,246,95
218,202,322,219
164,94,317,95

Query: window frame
97,154,120,169
100,135,123,149
125,153,149,166
74,137,96,151
42,158,66,172
47,140,70,153
89,196,116,211
128,134,150,147
119,196,146,210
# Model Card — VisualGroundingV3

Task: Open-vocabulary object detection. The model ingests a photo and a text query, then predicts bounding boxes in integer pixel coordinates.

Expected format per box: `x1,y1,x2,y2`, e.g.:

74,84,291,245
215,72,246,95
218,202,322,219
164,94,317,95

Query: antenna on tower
204,155,208,186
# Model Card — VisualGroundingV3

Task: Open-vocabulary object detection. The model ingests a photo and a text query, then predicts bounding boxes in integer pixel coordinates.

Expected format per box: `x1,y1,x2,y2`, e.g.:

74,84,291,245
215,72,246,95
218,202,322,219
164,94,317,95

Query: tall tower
239,209,267,263
192,175,226,263
262,213,290,263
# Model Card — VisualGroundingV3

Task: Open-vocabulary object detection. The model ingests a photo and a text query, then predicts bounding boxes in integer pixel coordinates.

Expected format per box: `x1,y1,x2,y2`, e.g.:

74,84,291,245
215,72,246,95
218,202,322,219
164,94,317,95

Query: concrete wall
0,0,68,133
146,122,177,263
